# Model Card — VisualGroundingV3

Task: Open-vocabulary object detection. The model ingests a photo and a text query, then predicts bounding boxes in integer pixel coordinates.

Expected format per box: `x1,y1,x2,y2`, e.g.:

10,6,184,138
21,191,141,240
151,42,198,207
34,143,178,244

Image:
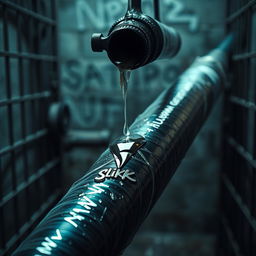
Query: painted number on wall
76,0,199,32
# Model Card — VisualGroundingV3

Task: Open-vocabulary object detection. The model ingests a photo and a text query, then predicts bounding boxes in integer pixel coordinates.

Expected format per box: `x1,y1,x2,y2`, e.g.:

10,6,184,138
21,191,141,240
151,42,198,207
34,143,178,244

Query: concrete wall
58,0,226,255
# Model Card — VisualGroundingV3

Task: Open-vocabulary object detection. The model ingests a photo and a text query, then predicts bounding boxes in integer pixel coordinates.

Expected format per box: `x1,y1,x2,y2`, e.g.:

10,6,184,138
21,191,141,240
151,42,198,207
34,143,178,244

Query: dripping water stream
119,69,155,216
119,69,131,141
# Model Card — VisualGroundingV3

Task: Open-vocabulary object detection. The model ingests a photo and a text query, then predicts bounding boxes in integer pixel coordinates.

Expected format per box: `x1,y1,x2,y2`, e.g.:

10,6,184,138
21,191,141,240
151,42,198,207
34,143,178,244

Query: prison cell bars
0,0,62,255
219,0,256,255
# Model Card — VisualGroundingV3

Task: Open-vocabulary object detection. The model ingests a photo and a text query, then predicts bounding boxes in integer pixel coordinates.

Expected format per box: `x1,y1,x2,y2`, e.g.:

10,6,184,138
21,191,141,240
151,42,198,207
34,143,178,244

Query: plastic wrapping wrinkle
13,41,231,256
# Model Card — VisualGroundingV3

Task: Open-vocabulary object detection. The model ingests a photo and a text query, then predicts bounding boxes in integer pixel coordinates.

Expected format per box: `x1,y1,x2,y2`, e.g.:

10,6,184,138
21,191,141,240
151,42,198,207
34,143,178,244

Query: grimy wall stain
58,0,225,255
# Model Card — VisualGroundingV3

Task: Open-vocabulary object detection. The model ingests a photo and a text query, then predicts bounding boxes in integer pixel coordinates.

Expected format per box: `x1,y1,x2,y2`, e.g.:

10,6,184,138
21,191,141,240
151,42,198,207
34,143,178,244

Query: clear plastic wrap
13,38,232,256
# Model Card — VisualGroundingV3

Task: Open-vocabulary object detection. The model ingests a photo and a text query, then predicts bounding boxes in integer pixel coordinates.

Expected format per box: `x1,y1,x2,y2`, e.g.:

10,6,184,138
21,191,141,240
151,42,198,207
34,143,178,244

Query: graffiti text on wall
76,0,199,32
62,60,180,129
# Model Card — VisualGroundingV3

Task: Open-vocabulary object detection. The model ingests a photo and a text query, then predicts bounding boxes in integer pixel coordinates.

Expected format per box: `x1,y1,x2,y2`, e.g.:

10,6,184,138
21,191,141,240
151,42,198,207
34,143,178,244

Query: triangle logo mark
110,137,146,169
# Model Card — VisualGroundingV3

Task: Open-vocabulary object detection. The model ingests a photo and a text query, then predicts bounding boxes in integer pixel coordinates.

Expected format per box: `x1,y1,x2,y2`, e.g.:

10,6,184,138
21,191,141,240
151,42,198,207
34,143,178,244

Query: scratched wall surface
58,0,225,255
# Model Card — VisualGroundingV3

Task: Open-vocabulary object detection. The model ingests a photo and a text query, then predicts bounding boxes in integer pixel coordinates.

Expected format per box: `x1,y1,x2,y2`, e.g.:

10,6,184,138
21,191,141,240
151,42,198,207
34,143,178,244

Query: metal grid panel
220,0,256,255
0,0,62,254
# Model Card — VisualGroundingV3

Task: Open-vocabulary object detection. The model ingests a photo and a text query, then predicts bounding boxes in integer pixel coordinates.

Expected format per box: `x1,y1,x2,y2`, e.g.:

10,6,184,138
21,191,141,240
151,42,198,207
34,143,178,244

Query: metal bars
219,0,256,255
0,0,61,255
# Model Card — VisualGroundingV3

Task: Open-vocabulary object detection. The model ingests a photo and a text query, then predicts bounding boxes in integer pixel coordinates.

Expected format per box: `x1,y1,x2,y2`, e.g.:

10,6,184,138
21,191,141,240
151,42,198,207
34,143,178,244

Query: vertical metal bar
51,0,62,193
28,16,36,137
127,0,142,12
35,13,45,202
29,14,42,208
0,3,6,250
52,6,59,123
52,0,59,101
16,9,30,221
154,0,160,21
3,5,20,235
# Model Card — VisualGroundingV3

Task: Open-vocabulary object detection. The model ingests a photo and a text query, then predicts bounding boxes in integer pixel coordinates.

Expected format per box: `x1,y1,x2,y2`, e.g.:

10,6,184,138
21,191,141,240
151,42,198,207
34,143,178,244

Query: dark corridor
0,0,255,255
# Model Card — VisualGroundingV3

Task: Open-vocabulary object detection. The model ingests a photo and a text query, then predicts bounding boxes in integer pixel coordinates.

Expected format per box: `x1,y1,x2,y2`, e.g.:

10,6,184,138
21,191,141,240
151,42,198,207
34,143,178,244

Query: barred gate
0,1,62,255
220,0,256,255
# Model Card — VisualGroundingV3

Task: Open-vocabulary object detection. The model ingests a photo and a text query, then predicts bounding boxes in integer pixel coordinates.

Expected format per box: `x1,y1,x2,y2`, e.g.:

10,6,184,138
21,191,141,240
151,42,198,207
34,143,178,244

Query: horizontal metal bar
229,96,256,111
226,0,256,24
13,37,232,256
233,51,256,61
0,92,52,107
222,173,256,231
227,136,256,169
0,158,60,208
221,216,244,256
0,129,48,156
0,191,61,255
0,0,56,26
0,51,57,62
